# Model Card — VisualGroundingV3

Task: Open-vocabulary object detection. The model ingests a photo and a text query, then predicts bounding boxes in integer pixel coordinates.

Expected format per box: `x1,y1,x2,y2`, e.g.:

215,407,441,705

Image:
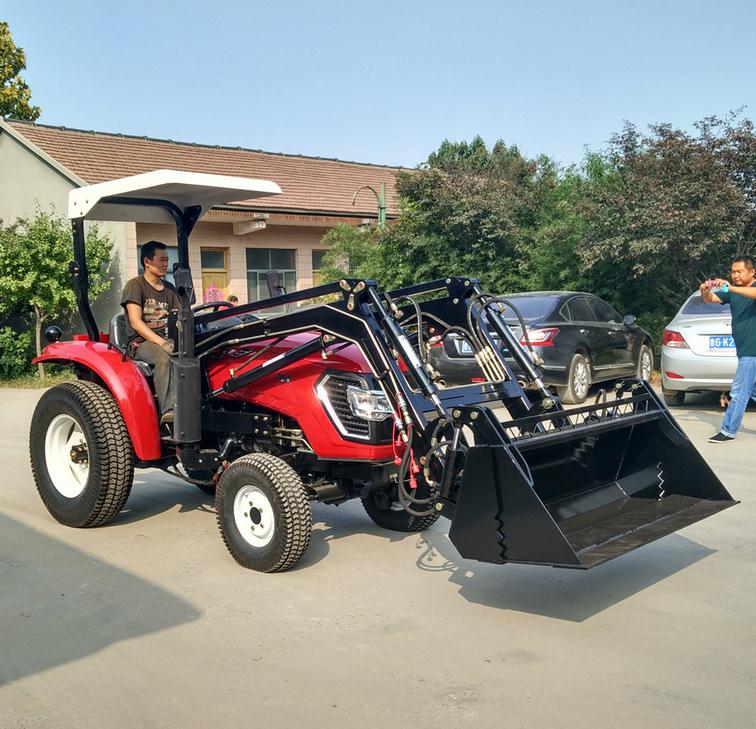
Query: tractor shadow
414,527,714,622
0,513,201,686
110,470,215,526
297,500,420,569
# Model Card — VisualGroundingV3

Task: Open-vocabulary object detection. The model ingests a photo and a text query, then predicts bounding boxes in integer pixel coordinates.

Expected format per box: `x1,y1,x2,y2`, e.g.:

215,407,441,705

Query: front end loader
29,171,736,573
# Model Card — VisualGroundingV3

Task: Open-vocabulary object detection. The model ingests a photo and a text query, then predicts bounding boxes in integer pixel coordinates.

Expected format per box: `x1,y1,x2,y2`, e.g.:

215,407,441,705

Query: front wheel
362,489,440,532
216,454,312,572
558,353,591,404
29,380,134,527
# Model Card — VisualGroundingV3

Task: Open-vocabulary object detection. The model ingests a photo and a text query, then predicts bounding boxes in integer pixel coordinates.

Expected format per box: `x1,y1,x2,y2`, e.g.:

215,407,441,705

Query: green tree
0,21,40,121
577,117,754,332
0,211,112,379
372,136,559,292
319,223,379,282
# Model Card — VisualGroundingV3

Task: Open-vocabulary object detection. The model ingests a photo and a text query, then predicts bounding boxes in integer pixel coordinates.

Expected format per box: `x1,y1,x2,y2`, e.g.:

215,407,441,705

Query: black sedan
428,291,654,403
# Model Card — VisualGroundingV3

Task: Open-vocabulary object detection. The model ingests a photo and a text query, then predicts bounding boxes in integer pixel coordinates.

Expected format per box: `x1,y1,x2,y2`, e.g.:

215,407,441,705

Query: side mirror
44,325,62,343
623,314,636,326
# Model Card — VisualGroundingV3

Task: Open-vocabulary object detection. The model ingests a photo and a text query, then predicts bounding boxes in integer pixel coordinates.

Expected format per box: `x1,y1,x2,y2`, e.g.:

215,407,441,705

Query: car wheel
558,353,591,404
636,343,654,381
662,389,685,406
216,454,312,572
29,380,134,527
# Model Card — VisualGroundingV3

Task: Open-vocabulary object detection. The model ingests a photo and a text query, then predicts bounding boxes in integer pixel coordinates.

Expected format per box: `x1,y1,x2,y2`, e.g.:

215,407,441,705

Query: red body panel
206,334,395,461
34,342,162,461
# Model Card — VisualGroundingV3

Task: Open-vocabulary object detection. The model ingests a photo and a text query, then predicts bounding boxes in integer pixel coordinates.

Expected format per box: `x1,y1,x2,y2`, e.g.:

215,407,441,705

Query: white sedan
661,292,737,405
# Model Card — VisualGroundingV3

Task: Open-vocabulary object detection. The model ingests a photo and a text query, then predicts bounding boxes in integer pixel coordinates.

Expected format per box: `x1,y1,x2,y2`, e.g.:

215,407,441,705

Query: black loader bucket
447,387,737,569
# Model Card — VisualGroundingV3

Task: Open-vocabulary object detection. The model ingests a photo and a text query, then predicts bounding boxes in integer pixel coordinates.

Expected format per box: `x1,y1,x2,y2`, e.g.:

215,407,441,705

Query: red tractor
29,171,736,573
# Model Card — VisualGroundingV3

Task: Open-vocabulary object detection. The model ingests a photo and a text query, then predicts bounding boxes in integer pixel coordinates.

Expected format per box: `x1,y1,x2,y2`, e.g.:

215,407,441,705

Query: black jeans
134,341,174,415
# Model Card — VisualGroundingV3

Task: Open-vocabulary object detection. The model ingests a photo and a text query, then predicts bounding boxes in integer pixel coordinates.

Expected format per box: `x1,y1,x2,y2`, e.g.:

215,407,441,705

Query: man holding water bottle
700,256,756,442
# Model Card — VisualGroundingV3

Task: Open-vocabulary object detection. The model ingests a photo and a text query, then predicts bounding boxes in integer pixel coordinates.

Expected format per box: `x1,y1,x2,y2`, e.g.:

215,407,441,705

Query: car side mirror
623,314,636,326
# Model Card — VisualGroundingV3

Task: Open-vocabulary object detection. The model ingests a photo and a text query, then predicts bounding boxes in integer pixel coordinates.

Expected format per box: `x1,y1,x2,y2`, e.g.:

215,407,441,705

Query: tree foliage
577,115,755,330
0,21,40,121
0,212,112,377
318,117,756,349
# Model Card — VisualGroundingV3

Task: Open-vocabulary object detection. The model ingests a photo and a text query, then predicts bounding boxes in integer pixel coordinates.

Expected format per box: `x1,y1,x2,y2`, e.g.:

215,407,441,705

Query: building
0,118,400,319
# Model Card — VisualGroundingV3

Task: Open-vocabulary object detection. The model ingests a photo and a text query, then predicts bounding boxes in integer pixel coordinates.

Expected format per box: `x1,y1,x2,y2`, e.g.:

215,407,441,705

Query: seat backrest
109,313,127,349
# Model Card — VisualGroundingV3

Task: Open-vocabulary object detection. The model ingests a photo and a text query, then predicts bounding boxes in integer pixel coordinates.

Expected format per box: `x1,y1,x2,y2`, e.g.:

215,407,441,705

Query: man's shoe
708,432,735,443
160,411,174,425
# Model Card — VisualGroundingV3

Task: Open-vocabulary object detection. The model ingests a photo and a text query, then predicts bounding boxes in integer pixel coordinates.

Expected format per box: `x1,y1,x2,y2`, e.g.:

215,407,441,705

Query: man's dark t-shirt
121,275,180,343
717,281,756,357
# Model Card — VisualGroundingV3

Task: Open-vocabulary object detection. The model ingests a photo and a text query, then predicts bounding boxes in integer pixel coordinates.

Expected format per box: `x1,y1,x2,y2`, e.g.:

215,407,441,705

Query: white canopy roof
68,169,282,223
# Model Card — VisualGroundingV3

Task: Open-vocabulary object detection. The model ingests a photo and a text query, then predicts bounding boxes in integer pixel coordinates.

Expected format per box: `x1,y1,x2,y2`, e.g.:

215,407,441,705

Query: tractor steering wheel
192,301,234,314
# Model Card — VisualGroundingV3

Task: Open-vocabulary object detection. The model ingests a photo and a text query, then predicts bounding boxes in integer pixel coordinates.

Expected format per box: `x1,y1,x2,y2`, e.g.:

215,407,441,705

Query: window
246,248,297,303
312,249,328,286
200,247,229,303
137,244,179,285
589,298,620,323
682,295,731,315
567,297,595,322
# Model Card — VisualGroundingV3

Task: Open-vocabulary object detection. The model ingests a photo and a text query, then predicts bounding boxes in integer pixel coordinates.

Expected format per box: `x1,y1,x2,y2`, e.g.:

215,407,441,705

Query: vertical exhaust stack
446,387,737,569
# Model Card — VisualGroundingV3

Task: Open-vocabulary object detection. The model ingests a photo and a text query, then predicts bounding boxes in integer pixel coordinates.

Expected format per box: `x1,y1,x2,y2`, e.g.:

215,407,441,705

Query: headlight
345,385,393,421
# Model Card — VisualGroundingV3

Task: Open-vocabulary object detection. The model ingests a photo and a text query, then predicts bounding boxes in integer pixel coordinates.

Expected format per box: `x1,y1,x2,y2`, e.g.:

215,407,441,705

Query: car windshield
681,295,731,316
501,295,558,322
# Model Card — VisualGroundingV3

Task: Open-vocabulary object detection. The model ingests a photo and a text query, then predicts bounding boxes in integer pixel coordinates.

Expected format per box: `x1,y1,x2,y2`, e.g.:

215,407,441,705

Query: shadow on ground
414,527,714,622
299,501,715,622
0,513,202,686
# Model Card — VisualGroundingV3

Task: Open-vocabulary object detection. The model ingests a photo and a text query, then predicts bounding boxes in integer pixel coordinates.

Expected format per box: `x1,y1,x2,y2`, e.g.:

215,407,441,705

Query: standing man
121,240,179,425
700,255,756,442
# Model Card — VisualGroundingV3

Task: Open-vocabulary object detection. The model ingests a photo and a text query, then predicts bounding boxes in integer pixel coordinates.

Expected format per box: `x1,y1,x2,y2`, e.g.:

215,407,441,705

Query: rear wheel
29,380,134,527
637,343,654,381
558,353,591,404
216,454,312,572
362,489,440,532
662,389,686,406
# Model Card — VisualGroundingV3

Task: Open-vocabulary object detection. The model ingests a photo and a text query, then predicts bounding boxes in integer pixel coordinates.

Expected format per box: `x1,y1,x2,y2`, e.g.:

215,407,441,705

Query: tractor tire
216,454,312,572
29,380,134,527
662,389,686,407
636,343,654,382
558,353,591,404
362,490,440,532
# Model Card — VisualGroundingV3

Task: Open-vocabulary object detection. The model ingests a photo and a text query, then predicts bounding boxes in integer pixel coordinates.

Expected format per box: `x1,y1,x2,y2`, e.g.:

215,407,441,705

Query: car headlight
345,385,393,421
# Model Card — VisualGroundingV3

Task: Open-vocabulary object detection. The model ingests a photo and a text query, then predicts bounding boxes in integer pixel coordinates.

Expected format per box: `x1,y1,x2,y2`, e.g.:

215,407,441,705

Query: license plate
459,341,473,354
709,335,735,349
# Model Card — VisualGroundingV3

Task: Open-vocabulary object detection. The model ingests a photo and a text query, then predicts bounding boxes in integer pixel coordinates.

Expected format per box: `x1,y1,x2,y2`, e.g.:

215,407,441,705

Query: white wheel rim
44,414,90,498
573,361,589,399
234,485,275,548
641,351,652,381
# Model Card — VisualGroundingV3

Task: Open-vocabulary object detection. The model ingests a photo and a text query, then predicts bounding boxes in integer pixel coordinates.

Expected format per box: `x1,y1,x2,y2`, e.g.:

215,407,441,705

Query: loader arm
188,275,737,569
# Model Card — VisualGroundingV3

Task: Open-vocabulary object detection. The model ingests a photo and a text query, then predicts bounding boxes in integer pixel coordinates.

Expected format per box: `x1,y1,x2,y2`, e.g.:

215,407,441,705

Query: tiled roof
6,120,402,217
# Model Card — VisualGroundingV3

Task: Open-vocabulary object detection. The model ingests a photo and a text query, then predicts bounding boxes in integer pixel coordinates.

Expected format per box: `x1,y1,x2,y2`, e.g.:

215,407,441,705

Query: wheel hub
45,414,90,498
233,485,275,548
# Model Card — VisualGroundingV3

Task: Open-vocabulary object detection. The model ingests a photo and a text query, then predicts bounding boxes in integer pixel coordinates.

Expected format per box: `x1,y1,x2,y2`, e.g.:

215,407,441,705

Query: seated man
121,240,179,424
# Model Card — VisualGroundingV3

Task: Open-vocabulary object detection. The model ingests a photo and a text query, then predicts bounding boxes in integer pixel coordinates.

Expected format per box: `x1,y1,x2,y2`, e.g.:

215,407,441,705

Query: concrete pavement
1,387,754,729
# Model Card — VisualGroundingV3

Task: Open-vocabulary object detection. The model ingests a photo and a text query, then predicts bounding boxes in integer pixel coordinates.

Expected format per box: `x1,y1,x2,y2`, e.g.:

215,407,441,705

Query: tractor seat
109,313,154,378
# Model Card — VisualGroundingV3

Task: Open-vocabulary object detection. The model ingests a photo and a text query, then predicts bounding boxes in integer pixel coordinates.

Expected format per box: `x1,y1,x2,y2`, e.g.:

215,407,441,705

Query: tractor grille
318,374,392,444
322,376,371,437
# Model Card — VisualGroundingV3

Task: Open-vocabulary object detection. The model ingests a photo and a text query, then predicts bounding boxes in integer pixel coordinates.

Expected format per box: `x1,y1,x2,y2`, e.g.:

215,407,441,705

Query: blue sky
5,0,755,168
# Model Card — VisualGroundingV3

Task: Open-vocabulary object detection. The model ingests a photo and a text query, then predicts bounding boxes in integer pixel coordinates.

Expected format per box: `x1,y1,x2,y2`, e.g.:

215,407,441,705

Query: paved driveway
1,388,754,729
